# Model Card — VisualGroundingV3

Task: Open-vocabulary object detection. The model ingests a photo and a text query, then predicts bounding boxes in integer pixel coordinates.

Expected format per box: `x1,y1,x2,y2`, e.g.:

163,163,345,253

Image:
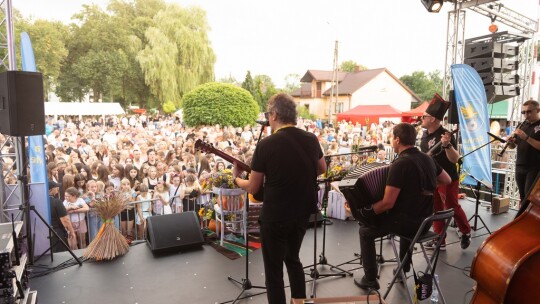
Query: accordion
338,163,390,225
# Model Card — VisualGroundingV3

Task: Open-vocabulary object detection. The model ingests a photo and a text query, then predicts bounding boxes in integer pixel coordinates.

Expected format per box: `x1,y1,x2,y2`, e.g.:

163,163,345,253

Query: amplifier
492,197,509,214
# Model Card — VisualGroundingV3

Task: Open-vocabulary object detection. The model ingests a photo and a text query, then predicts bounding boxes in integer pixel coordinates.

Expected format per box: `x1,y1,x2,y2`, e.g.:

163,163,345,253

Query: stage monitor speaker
146,212,204,254
0,71,45,136
448,90,459,125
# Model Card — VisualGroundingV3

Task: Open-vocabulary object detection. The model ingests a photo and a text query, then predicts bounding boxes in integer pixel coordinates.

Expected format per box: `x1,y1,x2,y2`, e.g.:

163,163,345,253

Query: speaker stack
146,212,204,254
0,71,45,136
464,36,520,103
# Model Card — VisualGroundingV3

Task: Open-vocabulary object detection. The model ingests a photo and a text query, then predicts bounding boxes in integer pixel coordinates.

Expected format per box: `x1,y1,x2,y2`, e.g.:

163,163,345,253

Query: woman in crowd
109,164,124,190
126,165,141,192
182,173,201,212
143,166,159,193
47,162,60,183
164,150,177,166
169,174,185,213
79,164,92,181
96,165,110,185
63,187,89,249
61,174,75,201
74,173,87,195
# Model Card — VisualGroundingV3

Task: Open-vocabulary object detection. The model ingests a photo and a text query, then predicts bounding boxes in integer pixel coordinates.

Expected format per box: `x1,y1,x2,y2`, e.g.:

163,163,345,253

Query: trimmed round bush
183,82,259,127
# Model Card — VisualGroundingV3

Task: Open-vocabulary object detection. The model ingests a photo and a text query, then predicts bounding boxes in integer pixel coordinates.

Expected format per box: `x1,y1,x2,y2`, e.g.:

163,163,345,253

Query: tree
16,19,70,101
340,60,367,72
136,4,215,110
253,74,278,111
283,73,300,94
56,5,128,102
399,70,443,104
183,82,258,127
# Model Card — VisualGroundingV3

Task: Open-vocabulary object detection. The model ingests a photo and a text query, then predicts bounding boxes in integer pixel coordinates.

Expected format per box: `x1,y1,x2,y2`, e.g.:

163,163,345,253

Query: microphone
256,120,270,126
487,132,506,143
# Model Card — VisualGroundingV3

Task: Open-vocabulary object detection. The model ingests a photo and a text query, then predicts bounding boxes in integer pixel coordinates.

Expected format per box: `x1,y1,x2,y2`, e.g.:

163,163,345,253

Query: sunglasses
422,115,432,119
521,110,536,115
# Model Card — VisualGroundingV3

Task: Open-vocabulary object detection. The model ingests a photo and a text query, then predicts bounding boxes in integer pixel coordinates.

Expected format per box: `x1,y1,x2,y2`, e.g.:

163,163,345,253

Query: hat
48,180,61,190
425,93,450,121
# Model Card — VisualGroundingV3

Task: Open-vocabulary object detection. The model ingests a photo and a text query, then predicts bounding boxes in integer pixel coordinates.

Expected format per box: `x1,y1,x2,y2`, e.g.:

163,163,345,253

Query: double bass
470,174,540,303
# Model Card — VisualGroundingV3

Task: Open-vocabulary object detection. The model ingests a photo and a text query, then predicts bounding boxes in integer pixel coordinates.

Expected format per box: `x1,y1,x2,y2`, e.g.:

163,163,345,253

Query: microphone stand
225,124,266,304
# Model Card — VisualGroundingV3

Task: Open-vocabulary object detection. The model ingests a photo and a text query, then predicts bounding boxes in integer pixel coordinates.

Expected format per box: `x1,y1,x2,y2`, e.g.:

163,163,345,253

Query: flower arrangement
198,198,216,221
325,164,349,181
211,169,238,189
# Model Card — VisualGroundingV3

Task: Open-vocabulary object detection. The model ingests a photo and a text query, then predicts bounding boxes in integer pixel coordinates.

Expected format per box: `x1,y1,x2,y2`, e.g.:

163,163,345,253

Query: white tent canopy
45,102,125,116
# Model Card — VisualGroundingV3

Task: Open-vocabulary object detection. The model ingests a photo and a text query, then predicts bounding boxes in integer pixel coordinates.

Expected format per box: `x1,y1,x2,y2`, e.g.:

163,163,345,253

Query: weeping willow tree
136,4,215,110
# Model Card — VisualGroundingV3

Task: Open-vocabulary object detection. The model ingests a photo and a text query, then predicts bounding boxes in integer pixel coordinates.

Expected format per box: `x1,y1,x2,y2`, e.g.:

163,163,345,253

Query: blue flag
451,64,492,187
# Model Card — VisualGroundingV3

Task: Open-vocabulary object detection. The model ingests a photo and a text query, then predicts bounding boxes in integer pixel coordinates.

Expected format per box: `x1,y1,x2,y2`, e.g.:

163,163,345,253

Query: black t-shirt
50,195,67,230
251,127,323,222
516,119,540,168
386,147,442,222
420,126,459,181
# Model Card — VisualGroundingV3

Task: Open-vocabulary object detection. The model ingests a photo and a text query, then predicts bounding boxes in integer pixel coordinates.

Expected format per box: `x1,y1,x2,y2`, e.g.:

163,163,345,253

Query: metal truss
0,0,20,223
443,0,538,208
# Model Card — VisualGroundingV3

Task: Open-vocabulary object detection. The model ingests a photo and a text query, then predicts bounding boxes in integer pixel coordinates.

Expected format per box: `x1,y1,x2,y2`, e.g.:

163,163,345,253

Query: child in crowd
136,183,152,240
152,180,169,215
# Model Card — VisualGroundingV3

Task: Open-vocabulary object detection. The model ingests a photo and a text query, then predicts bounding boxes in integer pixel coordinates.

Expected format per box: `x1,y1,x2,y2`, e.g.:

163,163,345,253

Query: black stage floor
29,198,515,304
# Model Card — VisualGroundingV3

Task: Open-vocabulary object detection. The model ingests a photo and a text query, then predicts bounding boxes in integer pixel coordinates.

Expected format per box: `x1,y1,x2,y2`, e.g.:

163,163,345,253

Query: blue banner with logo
451,64,492,187
22,32,51,257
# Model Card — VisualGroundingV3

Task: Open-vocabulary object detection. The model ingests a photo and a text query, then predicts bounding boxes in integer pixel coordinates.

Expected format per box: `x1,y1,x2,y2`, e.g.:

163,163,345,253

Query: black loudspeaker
0,71,45,136
448,90,460,125
146,212,204,253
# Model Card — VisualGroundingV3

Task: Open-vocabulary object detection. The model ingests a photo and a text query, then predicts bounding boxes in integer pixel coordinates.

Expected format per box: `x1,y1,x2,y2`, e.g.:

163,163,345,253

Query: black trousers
51,228,68,253
359,214,427,281
259,216,309,304
515,166,540,202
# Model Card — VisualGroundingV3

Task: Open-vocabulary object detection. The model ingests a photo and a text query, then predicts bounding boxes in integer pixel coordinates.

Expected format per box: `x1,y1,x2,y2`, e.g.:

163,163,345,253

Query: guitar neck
196,140,251,173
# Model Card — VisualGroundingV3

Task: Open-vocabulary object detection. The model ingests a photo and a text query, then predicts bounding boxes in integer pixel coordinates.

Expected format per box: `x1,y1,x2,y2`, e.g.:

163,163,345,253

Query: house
292,67,422,123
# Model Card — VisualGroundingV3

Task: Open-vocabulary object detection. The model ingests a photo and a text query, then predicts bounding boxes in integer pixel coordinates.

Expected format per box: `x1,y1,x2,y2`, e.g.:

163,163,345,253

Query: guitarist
420,94,471,250
233,93,326,304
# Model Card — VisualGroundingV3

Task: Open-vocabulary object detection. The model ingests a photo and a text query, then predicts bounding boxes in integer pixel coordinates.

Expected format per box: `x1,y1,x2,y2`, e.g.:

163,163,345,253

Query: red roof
402,101,429,117
336,105,402,124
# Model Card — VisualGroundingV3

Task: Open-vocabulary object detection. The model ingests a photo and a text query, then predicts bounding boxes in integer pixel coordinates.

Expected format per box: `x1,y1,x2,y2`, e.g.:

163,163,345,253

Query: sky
13,0,539,88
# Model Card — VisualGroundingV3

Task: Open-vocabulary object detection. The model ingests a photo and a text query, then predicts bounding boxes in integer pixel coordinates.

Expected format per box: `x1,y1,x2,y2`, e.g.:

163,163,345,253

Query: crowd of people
0,107,402,251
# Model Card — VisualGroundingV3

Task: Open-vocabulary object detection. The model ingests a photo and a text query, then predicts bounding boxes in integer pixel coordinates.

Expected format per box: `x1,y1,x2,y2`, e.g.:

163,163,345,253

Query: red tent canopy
402,101,429,117
336,105,402,124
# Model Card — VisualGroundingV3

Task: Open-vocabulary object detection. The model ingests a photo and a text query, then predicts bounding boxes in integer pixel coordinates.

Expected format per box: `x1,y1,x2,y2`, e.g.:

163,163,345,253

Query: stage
28,198,516,304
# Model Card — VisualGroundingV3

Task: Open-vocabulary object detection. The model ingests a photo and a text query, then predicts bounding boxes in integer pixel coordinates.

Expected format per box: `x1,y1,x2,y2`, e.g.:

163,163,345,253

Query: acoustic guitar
194,139,263,201
470,173,540,303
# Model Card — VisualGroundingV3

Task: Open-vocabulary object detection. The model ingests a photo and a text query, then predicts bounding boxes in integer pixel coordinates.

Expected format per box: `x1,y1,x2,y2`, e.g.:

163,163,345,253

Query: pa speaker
146,212,204,254
0,71,45,136
448,90,459,125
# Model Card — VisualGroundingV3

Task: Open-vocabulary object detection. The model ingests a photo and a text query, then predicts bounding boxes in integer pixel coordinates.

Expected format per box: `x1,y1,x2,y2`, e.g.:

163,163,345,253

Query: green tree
16,19,69,101
297,105,316,120
283,73,300,94
340,60,367,72
107,0,165,107
56,5,128,102
137,4,215,110
183,82,258,127
399,70,443,104
162,100,176,113
253,74,277,111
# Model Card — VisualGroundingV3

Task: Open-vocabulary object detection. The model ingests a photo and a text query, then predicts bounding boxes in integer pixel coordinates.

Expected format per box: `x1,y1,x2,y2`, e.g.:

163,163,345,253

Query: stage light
421,0,444,13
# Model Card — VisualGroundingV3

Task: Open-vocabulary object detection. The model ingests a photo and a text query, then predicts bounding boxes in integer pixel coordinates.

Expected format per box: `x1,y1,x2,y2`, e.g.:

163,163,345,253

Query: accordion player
338,163,390,226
